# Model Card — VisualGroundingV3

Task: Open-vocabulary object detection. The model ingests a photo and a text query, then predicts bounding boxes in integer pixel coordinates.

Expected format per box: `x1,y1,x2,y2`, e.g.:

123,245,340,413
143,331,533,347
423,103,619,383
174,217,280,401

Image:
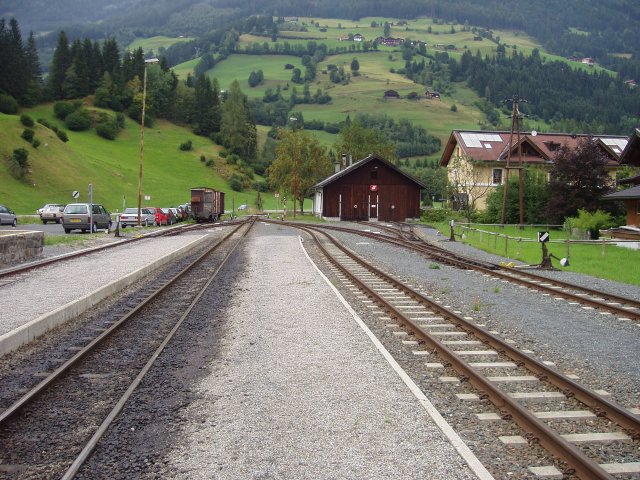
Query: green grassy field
431,222,640,286
128,36,193,54
1,107,231,214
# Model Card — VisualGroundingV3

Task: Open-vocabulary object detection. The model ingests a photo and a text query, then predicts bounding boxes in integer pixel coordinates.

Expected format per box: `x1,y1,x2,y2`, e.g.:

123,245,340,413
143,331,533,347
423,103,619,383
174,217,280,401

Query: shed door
378,186,406,221
340,185,369,221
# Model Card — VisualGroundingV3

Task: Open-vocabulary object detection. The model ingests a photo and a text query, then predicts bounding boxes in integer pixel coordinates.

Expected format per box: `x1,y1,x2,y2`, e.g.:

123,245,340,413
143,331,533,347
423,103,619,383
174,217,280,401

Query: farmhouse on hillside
440,130,629,210
603,128,640,234
312,154,425,221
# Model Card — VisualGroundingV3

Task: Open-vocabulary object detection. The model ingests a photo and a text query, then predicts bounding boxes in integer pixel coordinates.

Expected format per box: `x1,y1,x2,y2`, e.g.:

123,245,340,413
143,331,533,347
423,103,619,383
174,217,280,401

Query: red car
148,207,168,226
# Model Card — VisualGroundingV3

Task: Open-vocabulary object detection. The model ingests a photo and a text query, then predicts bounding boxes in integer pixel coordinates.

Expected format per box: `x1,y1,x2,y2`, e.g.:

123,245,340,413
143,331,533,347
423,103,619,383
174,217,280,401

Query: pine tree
22,32,43,105
48,31,71,99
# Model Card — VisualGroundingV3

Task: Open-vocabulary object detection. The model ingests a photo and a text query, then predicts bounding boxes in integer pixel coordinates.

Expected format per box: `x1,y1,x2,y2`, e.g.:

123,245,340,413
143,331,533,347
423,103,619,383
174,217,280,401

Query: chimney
341,154,347,170
334,161,341,173
349,154,353,166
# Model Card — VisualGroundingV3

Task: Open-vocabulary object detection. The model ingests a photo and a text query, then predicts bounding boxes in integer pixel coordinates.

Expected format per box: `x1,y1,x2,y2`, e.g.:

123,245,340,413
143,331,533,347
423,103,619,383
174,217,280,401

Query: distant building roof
602,184,640,200
440,130,628,167
313,154,426,189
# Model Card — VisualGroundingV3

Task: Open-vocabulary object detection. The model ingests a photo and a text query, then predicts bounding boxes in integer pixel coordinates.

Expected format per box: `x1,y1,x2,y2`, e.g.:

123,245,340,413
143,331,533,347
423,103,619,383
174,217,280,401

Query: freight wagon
190,187,225,222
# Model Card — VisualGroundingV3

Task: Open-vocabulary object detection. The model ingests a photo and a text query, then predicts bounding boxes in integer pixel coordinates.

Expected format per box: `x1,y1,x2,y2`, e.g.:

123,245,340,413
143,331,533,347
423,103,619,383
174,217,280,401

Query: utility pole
501,95,527,227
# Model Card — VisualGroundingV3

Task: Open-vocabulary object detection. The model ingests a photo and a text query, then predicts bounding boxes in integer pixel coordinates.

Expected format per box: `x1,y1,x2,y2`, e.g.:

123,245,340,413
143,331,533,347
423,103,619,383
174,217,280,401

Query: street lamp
137,58,159,226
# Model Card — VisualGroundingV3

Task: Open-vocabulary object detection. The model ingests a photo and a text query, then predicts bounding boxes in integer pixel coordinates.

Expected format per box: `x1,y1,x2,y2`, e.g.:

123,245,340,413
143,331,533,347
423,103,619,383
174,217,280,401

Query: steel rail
0,219,249,279
298,224,636,480
61,219,254,479
269,220,639,320
0,222,248,427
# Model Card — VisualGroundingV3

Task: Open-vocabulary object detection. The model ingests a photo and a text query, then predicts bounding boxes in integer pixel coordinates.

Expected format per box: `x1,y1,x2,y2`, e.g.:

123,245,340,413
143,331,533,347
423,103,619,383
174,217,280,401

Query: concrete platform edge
298,235,495,480
0,234,209,357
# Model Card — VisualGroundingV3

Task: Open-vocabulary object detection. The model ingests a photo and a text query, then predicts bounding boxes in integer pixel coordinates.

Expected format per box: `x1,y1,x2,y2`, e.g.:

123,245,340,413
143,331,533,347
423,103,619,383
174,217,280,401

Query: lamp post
137,58,159,226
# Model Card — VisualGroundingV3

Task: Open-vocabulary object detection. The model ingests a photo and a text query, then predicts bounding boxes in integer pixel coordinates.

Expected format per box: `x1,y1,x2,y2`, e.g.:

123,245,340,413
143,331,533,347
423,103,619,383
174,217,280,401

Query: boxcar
191,187,225,222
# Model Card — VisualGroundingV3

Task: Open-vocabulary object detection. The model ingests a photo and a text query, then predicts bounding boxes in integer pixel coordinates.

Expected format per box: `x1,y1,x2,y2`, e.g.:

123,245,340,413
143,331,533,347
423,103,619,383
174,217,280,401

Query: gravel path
164,223,480,479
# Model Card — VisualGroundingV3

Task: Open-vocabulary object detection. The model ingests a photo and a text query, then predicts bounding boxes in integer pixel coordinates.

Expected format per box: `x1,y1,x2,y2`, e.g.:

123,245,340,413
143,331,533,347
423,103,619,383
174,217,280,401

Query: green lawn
1,107,231,214
430,222,640,286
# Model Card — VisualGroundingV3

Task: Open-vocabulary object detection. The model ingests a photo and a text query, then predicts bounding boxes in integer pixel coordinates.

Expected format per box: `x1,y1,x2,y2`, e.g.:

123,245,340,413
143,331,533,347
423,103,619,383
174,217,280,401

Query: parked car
118,207,156,228
0,204,17,227
174,206,187,221
237,204,247,211
161,208,176,225
148,207,168,226
62,203,112,233
38,204,65,224
168,207,181,223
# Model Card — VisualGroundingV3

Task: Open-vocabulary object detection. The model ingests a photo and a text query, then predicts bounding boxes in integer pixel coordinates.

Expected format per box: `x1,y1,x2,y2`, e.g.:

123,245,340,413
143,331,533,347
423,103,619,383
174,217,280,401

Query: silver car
0,204,17,227
38,204,65,224
118,207,156,228
63,203,112,233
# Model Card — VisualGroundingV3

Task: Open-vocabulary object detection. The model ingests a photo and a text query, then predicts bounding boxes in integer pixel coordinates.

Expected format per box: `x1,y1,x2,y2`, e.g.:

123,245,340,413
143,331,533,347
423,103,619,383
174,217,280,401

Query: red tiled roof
440,130,628,167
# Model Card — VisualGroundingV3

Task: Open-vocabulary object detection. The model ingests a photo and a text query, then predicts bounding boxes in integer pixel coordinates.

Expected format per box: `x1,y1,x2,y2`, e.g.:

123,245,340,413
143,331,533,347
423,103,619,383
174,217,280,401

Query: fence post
566,238,570,260
517,238,521,257
504,235,509,258
602,238,606,257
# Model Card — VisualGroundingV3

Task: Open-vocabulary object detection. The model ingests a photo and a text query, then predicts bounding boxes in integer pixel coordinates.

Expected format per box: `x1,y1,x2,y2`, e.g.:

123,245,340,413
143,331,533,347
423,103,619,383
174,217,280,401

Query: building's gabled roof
602,184,640,200
440,130,628,167
619,128,640,166
313,154,426,189
619,174,640,185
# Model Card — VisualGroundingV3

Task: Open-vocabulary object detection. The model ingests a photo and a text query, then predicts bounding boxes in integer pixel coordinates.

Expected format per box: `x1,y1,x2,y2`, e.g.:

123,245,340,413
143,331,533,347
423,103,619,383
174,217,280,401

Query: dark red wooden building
312,154,425,221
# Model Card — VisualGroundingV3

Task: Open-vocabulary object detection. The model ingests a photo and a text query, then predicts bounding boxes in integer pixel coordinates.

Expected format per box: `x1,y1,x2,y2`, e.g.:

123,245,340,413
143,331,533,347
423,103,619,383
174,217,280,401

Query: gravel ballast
163,223,480,479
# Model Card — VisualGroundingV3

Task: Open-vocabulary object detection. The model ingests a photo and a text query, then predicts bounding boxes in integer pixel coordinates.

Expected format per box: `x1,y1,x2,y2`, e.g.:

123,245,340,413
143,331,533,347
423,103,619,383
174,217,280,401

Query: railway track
0,220,253,479
272,220,640,321
298,224,640,479
0,219,246,281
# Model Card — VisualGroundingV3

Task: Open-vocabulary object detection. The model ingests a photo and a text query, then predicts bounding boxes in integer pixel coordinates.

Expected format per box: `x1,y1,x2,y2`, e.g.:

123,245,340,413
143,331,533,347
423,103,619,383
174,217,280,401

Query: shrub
10,147,29,178
56,129,69,142
179,140,193,151
564,209,614,240
65,109,92,131
205,159,214,167
421,207,464,224
219,150,228,158
21,128,35,142
31,138,41,148
96,122,118,140
115,112,125,129
0,94,19,114
229,173,244,191
54,101,76,120
227,154,240,165
37,118,51,128
450,104,458,112
20,114,34,127
200,155,206,162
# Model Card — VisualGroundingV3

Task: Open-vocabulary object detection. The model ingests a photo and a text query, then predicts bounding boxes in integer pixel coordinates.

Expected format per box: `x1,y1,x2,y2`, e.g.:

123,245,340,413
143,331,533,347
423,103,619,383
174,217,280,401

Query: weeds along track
0,220,253,479
296,223,640,479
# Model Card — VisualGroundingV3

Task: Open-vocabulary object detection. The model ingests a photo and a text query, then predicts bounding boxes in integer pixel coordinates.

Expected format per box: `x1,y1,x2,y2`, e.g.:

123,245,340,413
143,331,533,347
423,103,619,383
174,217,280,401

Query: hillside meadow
0,106,237,214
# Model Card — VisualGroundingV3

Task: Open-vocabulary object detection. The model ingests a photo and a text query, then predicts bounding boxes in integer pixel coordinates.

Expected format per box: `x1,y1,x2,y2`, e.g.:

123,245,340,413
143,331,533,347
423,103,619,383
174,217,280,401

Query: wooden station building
312,154,425,222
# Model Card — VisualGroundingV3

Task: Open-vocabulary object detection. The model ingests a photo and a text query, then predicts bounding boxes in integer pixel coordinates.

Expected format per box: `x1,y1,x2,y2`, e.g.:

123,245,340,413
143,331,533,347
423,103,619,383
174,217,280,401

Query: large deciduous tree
333,123,396,164
219,80,257,161
267,128,332,216
544,137,616,223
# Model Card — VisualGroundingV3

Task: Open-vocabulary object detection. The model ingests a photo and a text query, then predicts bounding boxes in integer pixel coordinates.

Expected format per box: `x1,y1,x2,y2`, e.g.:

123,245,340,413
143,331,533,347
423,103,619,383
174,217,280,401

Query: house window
492,168,503,185
371,170,378,180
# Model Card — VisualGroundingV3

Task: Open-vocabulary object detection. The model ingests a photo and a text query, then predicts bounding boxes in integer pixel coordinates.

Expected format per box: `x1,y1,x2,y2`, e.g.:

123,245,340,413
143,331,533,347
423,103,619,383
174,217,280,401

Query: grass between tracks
430,222,640,286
